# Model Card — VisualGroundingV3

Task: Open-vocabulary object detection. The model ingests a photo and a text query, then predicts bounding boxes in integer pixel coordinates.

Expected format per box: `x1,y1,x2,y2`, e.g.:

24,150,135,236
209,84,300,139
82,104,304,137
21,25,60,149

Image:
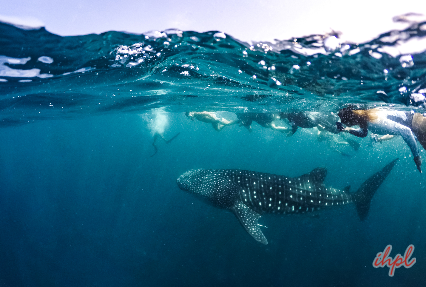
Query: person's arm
377,134,395,143
336,122,368,137
345,125,368,138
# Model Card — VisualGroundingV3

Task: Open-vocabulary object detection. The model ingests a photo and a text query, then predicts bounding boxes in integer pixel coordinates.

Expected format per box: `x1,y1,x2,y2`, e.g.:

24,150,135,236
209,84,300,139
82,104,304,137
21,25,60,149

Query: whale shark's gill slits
269,176,277,213
276,176,286,213
258,173,265,208
241,171,254,207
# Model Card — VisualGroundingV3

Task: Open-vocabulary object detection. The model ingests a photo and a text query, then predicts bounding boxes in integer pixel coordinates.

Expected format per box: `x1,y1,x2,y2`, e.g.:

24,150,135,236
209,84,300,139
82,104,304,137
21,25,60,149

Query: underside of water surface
0,20,426,126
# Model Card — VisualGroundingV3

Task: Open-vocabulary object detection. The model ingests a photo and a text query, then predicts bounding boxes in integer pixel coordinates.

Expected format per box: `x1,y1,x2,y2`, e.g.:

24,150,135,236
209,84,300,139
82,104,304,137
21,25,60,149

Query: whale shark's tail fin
353,158,399,221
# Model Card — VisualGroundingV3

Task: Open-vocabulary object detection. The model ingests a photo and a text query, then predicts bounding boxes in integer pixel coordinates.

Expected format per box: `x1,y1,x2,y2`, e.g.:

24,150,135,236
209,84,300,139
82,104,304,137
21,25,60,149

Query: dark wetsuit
284,112,340,135
237,113,280,129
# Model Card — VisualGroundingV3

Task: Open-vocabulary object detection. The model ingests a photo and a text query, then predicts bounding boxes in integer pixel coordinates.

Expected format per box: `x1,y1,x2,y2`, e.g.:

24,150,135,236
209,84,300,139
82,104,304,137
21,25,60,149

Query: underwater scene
1,19,426,286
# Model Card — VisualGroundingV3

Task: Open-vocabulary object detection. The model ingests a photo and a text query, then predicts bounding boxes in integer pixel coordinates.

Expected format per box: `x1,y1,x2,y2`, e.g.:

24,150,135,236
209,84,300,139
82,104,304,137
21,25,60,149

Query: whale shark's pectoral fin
231,202,268,245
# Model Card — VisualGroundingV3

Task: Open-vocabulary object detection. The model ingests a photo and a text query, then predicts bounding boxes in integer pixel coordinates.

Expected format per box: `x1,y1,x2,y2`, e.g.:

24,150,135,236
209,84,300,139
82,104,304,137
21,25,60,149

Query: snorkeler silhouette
185,111,236,131
150,132,180,157
280,111,360,153
337,106,424,173
236,112,291,133
280,111,340,135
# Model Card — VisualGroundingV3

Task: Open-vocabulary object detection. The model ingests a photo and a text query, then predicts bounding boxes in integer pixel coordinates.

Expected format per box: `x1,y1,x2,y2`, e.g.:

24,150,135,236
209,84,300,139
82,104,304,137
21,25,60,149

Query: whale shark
177,159,398,244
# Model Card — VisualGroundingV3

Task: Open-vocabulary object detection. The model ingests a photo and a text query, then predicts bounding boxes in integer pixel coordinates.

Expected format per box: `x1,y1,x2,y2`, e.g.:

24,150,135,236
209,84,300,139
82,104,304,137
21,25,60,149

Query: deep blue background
0,112,425,286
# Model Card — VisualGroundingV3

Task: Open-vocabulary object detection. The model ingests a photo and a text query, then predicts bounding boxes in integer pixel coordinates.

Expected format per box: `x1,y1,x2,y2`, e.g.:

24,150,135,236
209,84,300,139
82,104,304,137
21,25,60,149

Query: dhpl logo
373,245,416,277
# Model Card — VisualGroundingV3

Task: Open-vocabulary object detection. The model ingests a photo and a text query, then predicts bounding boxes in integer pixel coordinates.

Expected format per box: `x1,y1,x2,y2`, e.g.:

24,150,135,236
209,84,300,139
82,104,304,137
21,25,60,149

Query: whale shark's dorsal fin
231,202,268,245
299,167,327,185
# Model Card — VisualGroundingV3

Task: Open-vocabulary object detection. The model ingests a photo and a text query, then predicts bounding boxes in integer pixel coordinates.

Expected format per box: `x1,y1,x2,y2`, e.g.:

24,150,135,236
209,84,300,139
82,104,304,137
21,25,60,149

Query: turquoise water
1,21,426,286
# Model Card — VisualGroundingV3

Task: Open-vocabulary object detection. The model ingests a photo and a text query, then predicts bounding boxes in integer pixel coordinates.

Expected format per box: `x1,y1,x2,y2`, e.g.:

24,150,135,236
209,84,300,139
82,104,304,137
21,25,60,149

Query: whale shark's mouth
177,169,203,191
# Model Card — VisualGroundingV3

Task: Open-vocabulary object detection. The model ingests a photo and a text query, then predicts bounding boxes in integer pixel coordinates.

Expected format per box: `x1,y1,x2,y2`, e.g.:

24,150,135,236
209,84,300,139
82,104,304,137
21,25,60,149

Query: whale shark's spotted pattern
177,159,398,245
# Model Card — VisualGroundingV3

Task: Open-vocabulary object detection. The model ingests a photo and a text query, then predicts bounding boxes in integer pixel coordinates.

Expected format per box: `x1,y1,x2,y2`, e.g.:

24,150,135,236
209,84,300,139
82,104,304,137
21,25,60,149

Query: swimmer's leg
150,134,160,157
288,124,298,136
227,119,240,126
212,122,222,131
165,132,181,144
377,134,395,143
220,118,232,125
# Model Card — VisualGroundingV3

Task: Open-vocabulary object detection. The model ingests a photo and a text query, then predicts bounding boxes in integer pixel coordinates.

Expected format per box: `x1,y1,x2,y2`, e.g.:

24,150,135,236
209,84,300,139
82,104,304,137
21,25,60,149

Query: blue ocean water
0,20,426,286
